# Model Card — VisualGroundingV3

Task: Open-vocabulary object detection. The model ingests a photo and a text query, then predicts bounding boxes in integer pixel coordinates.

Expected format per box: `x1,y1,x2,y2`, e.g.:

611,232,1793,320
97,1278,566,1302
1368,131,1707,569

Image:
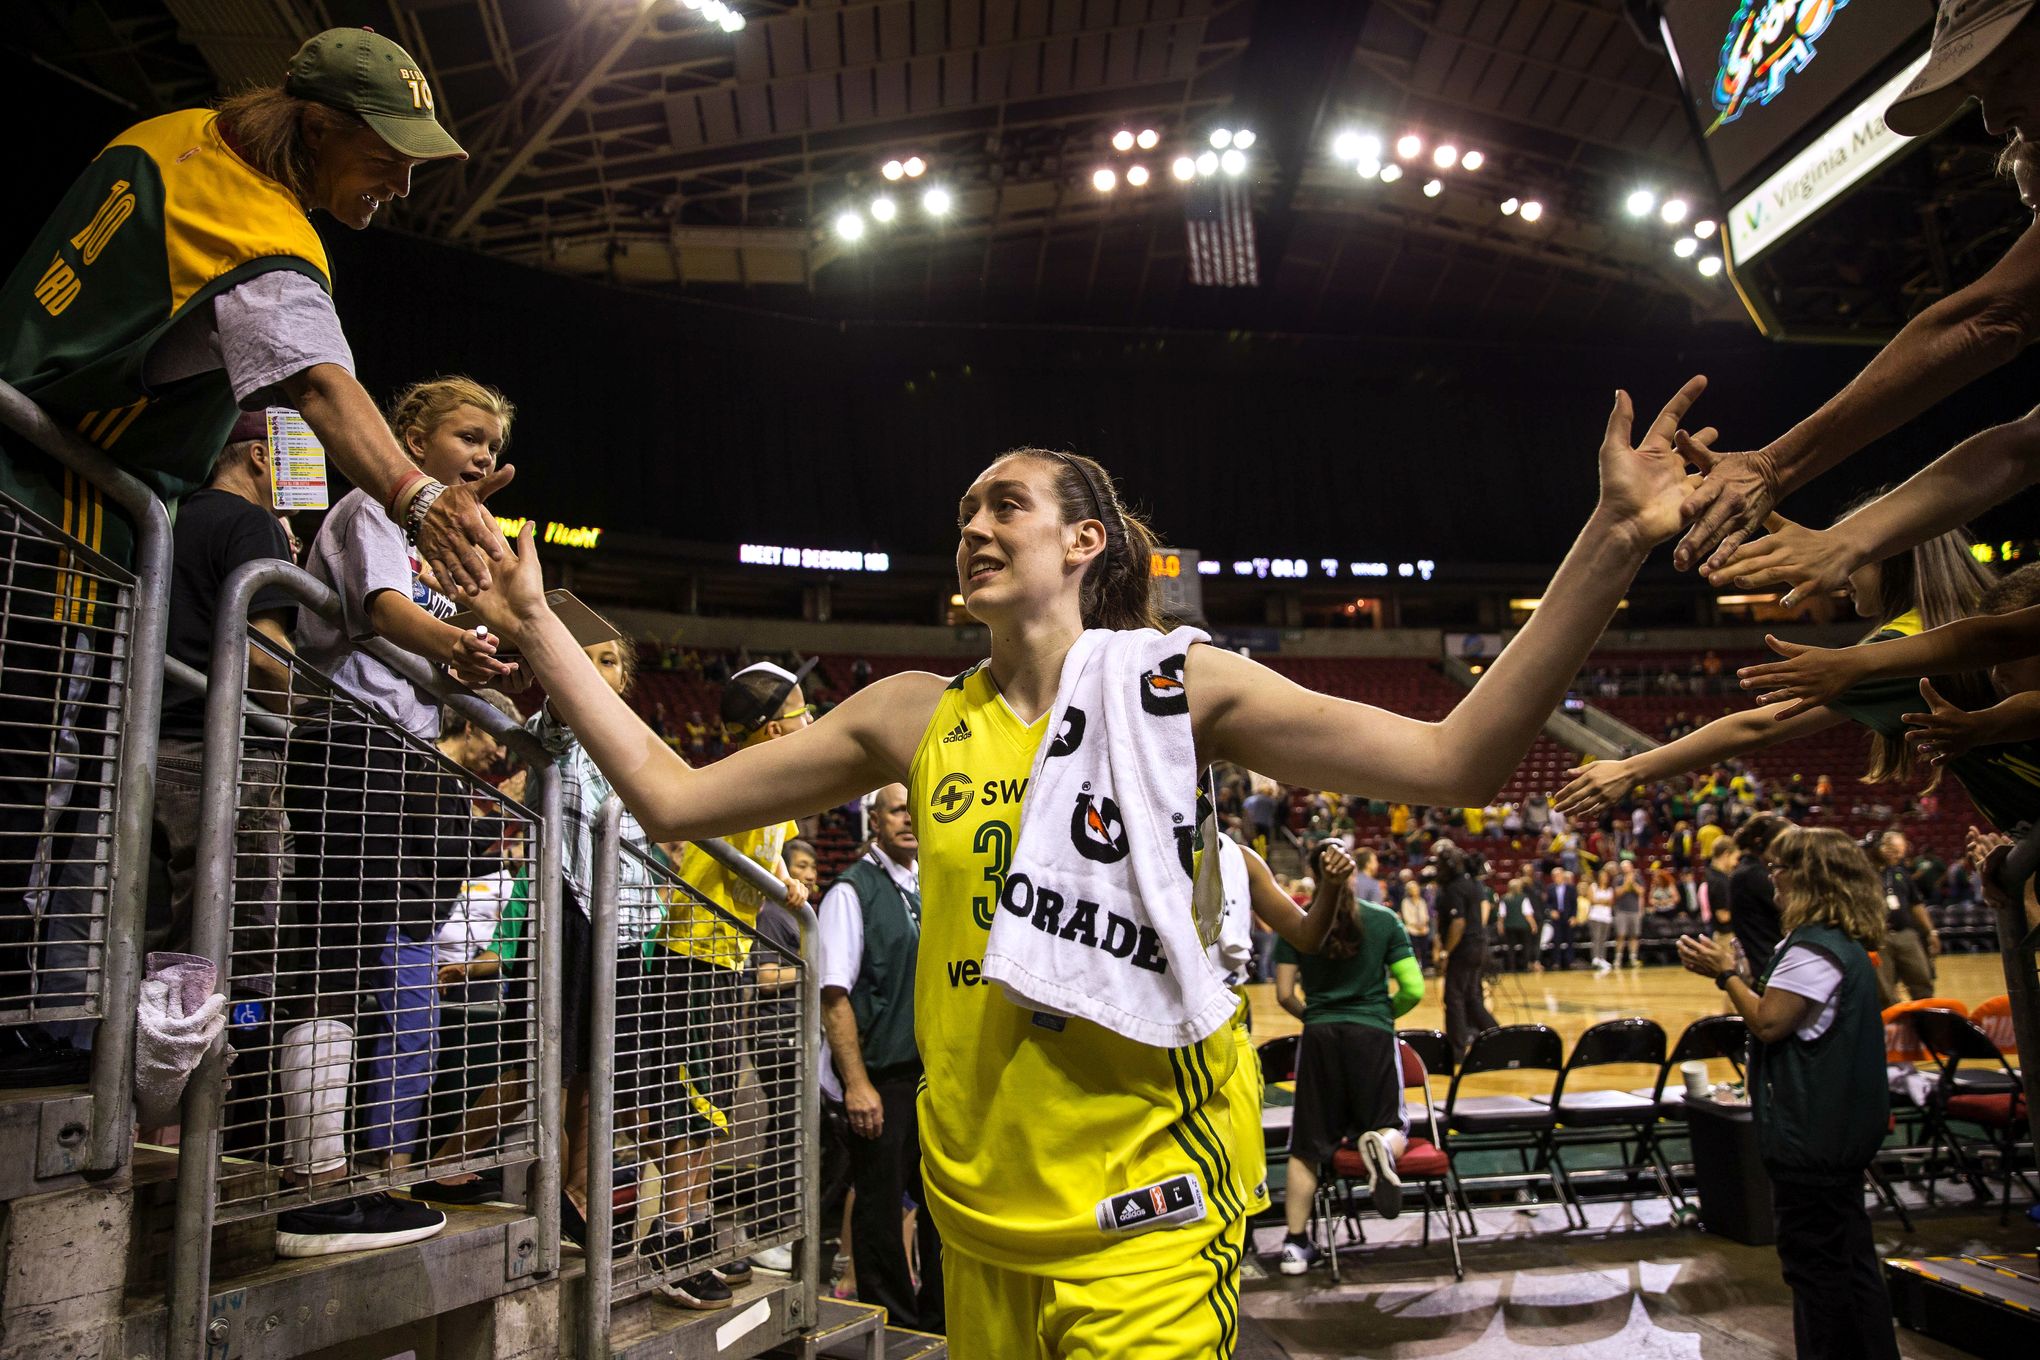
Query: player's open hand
1596,377,1709,552
1736,634,1866,720
453,520,551,647
1701,517,1856,608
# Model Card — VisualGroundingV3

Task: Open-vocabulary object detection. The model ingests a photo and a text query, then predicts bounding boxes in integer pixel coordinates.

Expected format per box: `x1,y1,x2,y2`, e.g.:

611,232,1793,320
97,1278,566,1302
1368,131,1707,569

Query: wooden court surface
1244,953,2009,1098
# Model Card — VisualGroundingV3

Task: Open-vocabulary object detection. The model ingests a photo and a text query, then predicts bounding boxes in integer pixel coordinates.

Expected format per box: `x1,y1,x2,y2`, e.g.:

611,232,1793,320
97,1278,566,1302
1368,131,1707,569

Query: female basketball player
455,378,1707,1356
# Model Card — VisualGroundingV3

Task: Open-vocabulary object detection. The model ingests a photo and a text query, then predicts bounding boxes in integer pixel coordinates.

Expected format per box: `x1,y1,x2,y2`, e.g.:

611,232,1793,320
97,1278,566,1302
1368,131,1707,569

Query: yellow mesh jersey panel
110,110,331,311
911,665,1248,1277
659,821,797,967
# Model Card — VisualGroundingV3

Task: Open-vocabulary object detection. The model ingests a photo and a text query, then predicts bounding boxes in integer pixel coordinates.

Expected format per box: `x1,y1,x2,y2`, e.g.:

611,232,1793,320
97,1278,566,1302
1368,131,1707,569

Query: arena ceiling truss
30,0,1817,335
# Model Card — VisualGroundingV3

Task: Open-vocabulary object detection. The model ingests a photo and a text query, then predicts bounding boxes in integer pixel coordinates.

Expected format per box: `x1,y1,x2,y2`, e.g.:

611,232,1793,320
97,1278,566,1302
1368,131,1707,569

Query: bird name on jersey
1096,1173,1206,1235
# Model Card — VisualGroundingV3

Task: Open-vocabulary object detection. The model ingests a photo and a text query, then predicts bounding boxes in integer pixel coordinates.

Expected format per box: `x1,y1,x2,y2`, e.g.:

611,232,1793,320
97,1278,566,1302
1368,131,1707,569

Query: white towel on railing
133,951,227,1126
980,627,1239,1048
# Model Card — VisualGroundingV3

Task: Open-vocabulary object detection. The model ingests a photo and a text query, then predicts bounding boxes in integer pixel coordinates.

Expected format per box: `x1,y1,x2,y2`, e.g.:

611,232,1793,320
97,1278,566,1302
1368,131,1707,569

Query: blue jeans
359,933,438,1158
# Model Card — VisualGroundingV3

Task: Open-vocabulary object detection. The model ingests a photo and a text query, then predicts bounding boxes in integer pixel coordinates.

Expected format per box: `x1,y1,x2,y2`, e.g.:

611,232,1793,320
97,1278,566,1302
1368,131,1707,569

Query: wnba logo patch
1070,789,1130,863
1139,653,1188,716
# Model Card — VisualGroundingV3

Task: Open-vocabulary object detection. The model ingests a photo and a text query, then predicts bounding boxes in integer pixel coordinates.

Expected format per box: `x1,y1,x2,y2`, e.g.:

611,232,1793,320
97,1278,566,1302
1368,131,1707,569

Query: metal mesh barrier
203,629,546,1221
584,807,815,1326
0,494,134,1026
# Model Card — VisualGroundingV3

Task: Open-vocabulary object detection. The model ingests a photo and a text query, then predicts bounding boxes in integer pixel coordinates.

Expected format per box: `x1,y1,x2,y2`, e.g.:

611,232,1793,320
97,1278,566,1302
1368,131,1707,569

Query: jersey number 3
970,819,1012,930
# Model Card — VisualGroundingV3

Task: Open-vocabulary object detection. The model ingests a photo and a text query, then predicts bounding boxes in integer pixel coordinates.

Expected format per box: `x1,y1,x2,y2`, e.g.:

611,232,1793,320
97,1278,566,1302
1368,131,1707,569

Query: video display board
1659,0,1932,197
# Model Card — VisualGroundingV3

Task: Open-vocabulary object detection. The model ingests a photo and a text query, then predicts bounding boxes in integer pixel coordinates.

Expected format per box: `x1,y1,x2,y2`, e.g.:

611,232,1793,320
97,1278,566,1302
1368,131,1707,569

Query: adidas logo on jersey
1116,1198,1149,1225
942,718,972,744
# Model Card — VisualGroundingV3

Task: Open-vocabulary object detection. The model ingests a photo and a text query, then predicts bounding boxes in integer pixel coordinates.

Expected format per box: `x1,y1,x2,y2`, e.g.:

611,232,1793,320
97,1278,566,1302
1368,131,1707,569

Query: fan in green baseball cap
286,27,466,162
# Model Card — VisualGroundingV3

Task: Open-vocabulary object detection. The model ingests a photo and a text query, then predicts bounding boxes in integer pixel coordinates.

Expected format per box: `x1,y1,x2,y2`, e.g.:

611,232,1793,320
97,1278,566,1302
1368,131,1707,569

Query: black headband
1042,450,1113,530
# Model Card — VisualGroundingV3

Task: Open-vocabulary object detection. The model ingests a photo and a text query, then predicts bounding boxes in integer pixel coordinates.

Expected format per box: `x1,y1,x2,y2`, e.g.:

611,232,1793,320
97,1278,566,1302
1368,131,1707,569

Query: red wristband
386,469,428,517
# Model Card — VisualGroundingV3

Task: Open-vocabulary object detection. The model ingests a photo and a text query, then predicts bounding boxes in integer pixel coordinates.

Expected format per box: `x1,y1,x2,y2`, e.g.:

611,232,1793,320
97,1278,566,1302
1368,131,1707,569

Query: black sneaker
560,1193,631,1259
408,1172,504,1206
656,1270,734,1311
276,1193,446,1258
713,1255,752,1285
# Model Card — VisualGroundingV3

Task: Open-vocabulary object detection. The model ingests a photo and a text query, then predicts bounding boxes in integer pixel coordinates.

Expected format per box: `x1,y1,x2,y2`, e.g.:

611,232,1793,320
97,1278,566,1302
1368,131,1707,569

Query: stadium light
834,211,863,241
1196,150,1219,176
870,195,896,222
1092,167,1117,192
1423,178,1443,197
1356,158,1382,178
1172,156,1196,181
720,10,744,30
1500,197,1520,215
702,0,726,19
1233,129,1256,149
1625,188,1656,217
1673,236,1698,258
1661,197,1690,224
1396,133,1423,159
1694,218,1718,239
1698,255,1724,277
1460,149,1484,171
1334,130,1362,159
1126,164,1150,187
1210,128,1233,149
1137,128,1159,150
1112,129,1134,152
882,160,904,181
1519,199,1543,222
1379,163,1404,183
903,156,926,178
922,186,952,215
1433,144,1459,169
1220,148,1246,176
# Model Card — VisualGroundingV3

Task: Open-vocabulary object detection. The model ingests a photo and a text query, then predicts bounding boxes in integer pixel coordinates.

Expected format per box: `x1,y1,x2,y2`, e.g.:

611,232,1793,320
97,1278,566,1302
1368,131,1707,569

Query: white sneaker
1358,1131,1404,1219
1277,1237,1321,1276
752,1244,794,1274
1594,958,1611,972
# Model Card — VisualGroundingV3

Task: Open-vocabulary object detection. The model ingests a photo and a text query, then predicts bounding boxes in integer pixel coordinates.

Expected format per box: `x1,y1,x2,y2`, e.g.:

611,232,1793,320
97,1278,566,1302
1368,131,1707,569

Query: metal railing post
581,797,625,1360
0,377,170,1171
795,895,821,1330
532,763,565,1277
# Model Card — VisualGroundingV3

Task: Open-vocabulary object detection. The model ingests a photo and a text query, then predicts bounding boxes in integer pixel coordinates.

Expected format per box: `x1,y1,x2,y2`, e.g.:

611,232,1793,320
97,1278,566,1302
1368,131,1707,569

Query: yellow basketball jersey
657,820,798,968
911,664,1251,1278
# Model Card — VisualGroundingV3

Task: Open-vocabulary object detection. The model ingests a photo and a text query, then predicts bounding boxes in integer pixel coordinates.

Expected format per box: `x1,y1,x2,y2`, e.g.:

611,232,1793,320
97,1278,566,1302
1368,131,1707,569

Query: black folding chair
1627,1015,1747,1212
1258,1034,1302,1164
1397,1028,1454,1083
1912,1007,2035,1225
1536,1019,1675,1212
1443,1024,1575,1230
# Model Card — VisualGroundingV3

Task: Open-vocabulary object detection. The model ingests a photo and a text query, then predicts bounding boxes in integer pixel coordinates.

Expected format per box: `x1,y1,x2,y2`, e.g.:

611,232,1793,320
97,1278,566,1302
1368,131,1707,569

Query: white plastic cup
1680,1059,1710,1100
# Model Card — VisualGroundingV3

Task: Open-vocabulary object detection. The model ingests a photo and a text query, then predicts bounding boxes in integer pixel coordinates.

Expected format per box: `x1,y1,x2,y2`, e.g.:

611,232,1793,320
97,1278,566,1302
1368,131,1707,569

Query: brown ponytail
1011,449,1164,632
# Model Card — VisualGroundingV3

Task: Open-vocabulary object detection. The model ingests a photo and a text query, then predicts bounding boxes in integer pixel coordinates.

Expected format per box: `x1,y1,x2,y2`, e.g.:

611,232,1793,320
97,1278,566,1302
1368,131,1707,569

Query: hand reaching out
1671,438,1783,573
1966,824,2017,914
1701,517,1857,608
451,521,552,648
417,466,515,596
1595,377,1711,551
1735,634,1869,720
448,626,518,688
1553,760,1634,819
1902,678,2002,766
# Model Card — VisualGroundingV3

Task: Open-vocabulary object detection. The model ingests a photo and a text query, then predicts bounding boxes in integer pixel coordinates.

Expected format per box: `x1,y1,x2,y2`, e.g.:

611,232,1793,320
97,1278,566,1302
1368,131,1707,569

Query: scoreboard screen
1658,0,1931,197
1150,548,1204,623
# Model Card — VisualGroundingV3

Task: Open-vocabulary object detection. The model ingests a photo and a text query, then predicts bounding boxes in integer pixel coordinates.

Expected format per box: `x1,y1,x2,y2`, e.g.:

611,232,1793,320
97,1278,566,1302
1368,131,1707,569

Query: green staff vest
1750,921,1888,1184
839,856,921,1078
0,108,332,575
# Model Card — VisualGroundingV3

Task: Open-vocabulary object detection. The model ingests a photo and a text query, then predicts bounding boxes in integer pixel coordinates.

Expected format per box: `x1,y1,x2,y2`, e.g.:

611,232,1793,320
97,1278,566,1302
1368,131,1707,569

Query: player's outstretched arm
455,523,935,841
1191,379,1707,808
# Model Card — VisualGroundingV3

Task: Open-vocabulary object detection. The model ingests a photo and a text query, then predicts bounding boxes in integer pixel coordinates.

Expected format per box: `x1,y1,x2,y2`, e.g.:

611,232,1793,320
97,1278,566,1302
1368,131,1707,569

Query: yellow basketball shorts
941,1215,1246,1360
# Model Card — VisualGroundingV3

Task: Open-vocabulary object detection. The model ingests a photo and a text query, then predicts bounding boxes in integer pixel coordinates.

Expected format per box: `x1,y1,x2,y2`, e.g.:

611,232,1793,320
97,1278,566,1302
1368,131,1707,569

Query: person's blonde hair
215,86,366,206
388,377,516,460
1768,827,1885,948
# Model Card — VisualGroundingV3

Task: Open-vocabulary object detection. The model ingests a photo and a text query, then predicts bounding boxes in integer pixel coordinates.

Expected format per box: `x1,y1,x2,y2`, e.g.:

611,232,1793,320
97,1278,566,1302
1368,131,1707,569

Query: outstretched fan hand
1596,375,1713,551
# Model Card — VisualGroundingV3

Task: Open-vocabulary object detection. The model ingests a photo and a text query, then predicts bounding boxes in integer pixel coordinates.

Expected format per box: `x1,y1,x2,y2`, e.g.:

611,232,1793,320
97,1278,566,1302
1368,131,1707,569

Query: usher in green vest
0,109,332,573
1750,921,1888,1185
839,855,922,1079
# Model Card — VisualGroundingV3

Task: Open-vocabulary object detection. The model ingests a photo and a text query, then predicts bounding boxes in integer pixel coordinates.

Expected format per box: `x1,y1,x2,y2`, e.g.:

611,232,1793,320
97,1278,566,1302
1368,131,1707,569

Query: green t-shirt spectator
1273,902,1414,1031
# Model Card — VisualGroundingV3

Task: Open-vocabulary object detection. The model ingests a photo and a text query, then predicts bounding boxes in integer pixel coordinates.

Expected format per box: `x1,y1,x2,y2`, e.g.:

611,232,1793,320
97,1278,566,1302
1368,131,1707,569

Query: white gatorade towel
982,626,1240,1048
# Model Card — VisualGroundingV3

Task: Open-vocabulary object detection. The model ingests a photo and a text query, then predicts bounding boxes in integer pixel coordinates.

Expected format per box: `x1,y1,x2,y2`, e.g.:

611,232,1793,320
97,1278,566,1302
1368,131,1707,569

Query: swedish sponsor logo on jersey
930,771,975,823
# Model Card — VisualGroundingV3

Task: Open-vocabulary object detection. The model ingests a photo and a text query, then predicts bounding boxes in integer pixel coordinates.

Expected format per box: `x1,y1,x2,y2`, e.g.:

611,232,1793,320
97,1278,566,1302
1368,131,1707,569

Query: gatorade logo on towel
1138,653,1189,717
1070,787,1131,863
1050,705,1087,758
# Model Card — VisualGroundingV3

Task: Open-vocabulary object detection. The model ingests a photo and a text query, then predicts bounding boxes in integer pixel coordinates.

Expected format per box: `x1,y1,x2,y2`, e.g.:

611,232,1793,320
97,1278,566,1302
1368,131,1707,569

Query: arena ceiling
22,1,2023,340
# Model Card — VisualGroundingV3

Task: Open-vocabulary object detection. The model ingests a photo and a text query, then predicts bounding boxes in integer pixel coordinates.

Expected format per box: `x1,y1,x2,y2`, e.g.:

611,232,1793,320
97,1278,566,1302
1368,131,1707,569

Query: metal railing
168,558,566,1360
581,798,822,1359
0,376,169,1173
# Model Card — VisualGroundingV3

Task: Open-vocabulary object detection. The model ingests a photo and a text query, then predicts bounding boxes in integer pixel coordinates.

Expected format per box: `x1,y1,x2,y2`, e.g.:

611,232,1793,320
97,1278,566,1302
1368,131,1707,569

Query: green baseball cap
285,27,466,161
